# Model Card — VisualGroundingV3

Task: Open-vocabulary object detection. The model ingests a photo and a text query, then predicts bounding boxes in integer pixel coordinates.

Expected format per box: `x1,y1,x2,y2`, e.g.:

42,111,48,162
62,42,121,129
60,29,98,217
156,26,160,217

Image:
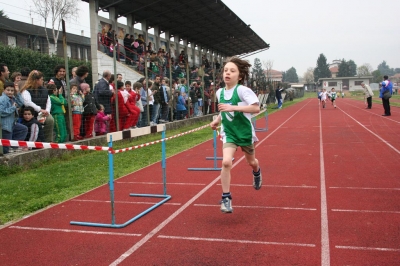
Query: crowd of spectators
0,61,223,155
99,26,221,88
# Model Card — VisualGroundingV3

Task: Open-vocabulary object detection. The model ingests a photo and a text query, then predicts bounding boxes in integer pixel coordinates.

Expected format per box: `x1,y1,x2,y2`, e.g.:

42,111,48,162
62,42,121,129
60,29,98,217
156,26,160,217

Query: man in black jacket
94,70,113,115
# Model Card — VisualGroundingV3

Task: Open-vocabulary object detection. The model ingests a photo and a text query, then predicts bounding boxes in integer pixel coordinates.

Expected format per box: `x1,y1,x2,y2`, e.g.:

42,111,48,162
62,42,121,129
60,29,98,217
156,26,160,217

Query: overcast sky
2,0,400,76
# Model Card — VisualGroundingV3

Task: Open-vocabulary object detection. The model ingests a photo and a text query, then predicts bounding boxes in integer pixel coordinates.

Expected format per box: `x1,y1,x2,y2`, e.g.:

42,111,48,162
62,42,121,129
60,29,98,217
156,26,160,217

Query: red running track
0,97,399,265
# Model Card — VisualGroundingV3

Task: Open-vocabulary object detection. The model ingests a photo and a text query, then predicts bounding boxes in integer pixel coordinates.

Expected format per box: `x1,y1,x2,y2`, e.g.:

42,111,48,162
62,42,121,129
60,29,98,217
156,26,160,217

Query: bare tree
32,0,79,55
303,67,315,84
262,60,274,81
357,63,373,77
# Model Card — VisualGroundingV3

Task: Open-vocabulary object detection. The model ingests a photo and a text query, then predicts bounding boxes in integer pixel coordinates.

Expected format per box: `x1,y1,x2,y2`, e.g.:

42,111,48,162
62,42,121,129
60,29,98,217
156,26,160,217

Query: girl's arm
45,96,51,113
210,113,221,130
21,90,41,112
218,103,260,114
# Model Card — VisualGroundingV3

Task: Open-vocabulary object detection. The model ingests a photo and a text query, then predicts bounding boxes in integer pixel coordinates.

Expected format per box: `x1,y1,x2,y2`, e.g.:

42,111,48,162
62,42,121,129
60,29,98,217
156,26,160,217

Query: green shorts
223,142,255,155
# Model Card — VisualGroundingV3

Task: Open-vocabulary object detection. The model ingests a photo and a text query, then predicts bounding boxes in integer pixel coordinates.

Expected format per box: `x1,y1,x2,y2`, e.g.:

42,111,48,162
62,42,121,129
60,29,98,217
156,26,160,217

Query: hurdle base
70,194,171,228
206,157,222,160
188,167,221,171
205,157,235,161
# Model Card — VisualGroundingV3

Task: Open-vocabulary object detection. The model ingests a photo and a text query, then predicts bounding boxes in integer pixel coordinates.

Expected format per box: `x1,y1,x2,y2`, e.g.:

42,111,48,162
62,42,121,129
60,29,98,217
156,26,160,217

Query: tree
285,67,299,83
251,58,266,92
32,0,79,55
262,60,274,82
357,63,373,77
377,60,395,76
303,67,314,84
313,53,331,82
348,60,357,76
0,10,8,18
338,59,357,77
337,59,349,77
372,70,382,83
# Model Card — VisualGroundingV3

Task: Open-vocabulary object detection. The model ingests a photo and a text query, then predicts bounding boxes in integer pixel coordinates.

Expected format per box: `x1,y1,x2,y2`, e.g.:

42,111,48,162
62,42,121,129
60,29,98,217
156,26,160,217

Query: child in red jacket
111,81,132,130
125,81,140,128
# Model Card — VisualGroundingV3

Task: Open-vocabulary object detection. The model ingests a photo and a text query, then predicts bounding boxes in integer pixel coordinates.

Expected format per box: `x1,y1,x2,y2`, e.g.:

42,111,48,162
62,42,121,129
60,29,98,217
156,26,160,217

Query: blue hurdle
252,109,268,132
188,129,222,171
70,125,171,228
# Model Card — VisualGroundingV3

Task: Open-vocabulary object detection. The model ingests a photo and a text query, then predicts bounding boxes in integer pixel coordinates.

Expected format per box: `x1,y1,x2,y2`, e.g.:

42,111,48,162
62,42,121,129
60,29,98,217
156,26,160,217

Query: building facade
319,76,373,92
0,17,91,61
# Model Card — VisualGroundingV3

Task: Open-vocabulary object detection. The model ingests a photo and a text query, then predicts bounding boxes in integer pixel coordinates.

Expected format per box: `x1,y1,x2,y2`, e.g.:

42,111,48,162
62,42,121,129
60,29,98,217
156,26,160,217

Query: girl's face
223,62,240,87
71,86,77,94
4,86,15,98
36,77,44,87
14,75,21,83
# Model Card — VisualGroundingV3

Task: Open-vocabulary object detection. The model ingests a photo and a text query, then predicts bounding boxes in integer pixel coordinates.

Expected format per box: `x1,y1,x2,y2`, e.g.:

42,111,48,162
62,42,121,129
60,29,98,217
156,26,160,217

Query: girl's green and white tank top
217,84,259,146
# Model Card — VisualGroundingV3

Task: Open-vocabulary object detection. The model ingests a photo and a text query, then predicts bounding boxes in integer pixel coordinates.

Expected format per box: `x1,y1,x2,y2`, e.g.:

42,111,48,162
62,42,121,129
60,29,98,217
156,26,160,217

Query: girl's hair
21,70,44,92
46,83,57,95
133,82,142,89
10,72,22,82
222,57,251,85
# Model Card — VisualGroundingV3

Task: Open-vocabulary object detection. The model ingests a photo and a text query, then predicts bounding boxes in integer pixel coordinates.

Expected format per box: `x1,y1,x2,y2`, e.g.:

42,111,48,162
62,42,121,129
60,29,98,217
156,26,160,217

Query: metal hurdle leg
188,129,222,171
70,126,171,228
252,110,268,132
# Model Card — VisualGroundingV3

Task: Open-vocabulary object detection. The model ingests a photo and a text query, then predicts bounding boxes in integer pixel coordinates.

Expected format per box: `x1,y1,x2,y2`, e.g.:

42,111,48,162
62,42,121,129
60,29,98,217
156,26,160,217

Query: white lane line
332,209,400,214
194,204,316,211
71,199,181,206
9,226,141,236
116,182,206,186
338,107,400,154
319,104,331,266
330,187,400,191
225,184,317,188
336,245,400,252
109,100,312,266
157,235,316,248
340,101,400,123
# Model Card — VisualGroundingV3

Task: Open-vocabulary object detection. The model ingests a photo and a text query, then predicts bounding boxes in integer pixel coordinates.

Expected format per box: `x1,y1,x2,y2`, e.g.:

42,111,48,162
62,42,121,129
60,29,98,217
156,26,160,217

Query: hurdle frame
252,109,268,132
70,125,171,228
188,129,222,171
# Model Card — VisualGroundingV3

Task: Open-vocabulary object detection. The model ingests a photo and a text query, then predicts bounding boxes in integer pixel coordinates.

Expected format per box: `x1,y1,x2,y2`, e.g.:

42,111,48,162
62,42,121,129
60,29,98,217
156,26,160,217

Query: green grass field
349,92,400,107
0,93,313,226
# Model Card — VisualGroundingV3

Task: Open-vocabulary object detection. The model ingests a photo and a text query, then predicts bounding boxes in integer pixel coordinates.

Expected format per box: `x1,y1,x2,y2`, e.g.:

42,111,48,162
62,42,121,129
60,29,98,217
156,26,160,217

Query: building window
84,48,88,61
77,47,81,60
49,43,56,55
35,40,42,52
354,81,363,86
328,82,337,86
7,36,16,47
67,45,71,58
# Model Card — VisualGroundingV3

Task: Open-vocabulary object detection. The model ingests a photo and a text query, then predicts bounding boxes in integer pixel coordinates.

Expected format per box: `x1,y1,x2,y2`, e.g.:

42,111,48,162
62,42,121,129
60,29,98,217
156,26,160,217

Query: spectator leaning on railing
21,70,54,143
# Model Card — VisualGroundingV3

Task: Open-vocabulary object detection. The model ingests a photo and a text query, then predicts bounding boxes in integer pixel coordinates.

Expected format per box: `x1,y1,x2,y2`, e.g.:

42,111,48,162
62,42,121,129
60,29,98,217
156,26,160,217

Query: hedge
0,43,92,87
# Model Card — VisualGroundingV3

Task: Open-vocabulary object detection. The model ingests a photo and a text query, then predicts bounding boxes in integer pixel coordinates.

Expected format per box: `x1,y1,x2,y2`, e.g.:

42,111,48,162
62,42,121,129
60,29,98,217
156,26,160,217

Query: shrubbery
0,43,92,87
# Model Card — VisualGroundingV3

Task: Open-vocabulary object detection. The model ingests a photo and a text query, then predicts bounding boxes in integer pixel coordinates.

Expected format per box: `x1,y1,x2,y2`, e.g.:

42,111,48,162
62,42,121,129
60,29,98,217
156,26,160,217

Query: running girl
209,57,262,213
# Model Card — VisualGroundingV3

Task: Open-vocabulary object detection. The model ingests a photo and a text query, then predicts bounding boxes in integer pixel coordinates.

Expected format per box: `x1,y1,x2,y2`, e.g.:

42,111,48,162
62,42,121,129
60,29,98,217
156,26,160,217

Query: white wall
96,50,143,82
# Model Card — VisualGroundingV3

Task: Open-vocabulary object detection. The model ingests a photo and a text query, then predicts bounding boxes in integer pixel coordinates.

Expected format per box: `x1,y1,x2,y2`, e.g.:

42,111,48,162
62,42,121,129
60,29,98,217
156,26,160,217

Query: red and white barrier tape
0,139,111,152
1,123,214,154
111,124,210,154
